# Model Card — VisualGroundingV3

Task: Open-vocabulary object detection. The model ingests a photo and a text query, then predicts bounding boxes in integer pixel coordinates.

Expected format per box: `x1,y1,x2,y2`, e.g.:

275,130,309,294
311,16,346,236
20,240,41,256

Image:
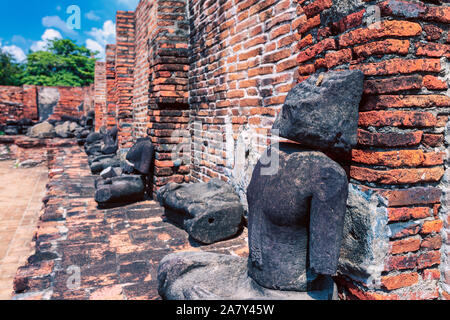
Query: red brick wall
47,86,94,121
93,0,450,299
0,85,27,123
0,85,93,125
94,62,107,131
116,11,136,148
106,44,118,129
188,0,301,185
133,0,152,140
148,0,190,188
293,0,449,300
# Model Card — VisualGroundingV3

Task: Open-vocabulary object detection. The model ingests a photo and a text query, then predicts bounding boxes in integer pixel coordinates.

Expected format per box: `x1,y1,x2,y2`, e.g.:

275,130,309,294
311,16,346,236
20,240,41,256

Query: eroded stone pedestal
158,252,337,300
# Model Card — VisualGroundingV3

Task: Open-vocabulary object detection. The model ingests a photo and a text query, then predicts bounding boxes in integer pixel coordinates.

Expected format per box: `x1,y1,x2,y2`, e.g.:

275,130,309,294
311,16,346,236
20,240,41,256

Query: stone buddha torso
247,144,349,291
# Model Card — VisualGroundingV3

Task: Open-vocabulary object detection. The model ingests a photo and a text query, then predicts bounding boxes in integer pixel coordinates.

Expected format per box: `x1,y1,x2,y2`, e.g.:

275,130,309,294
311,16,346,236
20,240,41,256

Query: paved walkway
12,141,248,300
0,161,48,300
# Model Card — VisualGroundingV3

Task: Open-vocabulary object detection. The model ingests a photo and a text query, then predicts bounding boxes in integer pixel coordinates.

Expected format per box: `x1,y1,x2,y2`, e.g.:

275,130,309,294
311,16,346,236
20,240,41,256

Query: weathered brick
339,21,422,47
417,250,441,269
363,75,423,94
358,111,437,128
352,59,440,76
420,220,443,235
361,95,450,111
353,39,409,58
390,236,421,254
388,207,431,223
381,272,419,291
350,166,444,184
381,187,441,207
421,235,442,250
357,129,423,147
385,253,418,271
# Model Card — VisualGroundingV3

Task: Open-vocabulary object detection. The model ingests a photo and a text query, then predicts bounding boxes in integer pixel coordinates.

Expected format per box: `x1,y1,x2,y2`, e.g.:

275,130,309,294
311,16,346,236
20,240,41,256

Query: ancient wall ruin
291,0,449,300
94,0,450,300
0,85,94,124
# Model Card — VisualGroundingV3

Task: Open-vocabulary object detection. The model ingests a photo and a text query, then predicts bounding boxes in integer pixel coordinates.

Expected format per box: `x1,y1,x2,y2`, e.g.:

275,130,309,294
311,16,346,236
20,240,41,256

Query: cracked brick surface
12,140,248,300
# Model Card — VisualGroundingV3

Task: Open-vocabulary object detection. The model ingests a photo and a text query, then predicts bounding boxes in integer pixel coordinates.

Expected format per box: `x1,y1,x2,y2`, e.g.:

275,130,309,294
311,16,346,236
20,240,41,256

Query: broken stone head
157,70,364,300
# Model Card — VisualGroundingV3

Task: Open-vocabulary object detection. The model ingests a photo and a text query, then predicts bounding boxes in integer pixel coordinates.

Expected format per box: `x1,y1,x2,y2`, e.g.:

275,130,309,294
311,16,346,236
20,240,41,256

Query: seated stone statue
126,138,154,175
101,127,119,155
157,69,364,300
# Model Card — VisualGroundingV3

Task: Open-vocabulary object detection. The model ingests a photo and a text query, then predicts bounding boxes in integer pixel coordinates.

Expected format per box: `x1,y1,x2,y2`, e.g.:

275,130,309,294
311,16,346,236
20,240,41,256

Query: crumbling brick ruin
0,84,94,123
1,0,448,300
92,0,449,300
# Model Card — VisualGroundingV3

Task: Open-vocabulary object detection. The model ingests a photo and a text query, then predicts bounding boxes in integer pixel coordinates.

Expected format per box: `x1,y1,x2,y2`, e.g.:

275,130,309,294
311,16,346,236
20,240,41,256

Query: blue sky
0,0,140,62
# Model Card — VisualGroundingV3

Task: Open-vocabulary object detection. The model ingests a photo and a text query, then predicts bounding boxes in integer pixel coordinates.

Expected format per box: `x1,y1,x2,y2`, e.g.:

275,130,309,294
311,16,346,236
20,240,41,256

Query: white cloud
116,0,140,9
86,39,104,59
2,45,26,62
85,11,101,21
11,35,27,46
85,20,116,60
31,29,63,52
42,16,78,36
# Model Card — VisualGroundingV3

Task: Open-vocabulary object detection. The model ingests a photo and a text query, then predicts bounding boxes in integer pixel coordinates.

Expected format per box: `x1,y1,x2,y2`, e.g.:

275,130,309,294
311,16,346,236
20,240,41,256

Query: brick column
115,11,136,149
146,0,190,191
22,85,38,121
94,62,107,131
106,44,117,129
294,0,449,300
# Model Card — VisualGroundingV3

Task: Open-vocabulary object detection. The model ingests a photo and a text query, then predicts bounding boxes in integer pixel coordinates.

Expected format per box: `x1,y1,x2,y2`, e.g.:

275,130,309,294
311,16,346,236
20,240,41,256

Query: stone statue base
158,252,337,300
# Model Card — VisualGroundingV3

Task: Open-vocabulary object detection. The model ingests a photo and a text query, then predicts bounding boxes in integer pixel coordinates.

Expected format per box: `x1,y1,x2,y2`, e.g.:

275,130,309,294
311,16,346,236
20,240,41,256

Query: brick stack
47,86,93,121
132,0,152,140
293,0,449,299
105,45,118,129
94,62,107,131
189,0,301,183
22,86,38,120
145,0,190,189
115,11,136,149
0,86,27,123
0,84,94,125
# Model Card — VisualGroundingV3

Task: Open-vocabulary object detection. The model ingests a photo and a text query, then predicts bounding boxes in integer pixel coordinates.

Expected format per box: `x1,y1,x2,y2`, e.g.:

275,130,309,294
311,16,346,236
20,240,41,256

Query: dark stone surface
101,127,118,155
272,70,363,154
4,126,20,135
321,0,365,26
157,179,245,245
247,143,349,291
95,175,145,205
100,166,122,179
126,138,154,175
90,156,121,175
27,121,55,138
158,252,337,300
338,184,390,285
86,132,103,145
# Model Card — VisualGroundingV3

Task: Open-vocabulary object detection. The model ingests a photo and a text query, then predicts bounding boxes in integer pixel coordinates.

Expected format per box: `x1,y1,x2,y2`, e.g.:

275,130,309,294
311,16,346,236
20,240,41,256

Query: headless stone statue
101,127,119,155
157,70,364,300
126,138,154,175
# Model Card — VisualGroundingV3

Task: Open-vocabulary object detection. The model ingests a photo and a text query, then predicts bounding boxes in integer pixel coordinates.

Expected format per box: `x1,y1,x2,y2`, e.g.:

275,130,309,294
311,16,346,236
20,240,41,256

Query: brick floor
0,161,48,300
11,140,248,300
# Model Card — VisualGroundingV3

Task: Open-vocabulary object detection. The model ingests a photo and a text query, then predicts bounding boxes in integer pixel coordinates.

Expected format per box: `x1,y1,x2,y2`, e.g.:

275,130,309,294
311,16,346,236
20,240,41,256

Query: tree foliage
0,39,97,87
0,49,23,86
21,39,97,87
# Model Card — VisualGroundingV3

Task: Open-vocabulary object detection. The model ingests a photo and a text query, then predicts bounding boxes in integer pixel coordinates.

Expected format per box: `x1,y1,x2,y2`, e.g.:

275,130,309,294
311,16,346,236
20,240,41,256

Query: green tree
0,49,23,86
21,39,97,87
